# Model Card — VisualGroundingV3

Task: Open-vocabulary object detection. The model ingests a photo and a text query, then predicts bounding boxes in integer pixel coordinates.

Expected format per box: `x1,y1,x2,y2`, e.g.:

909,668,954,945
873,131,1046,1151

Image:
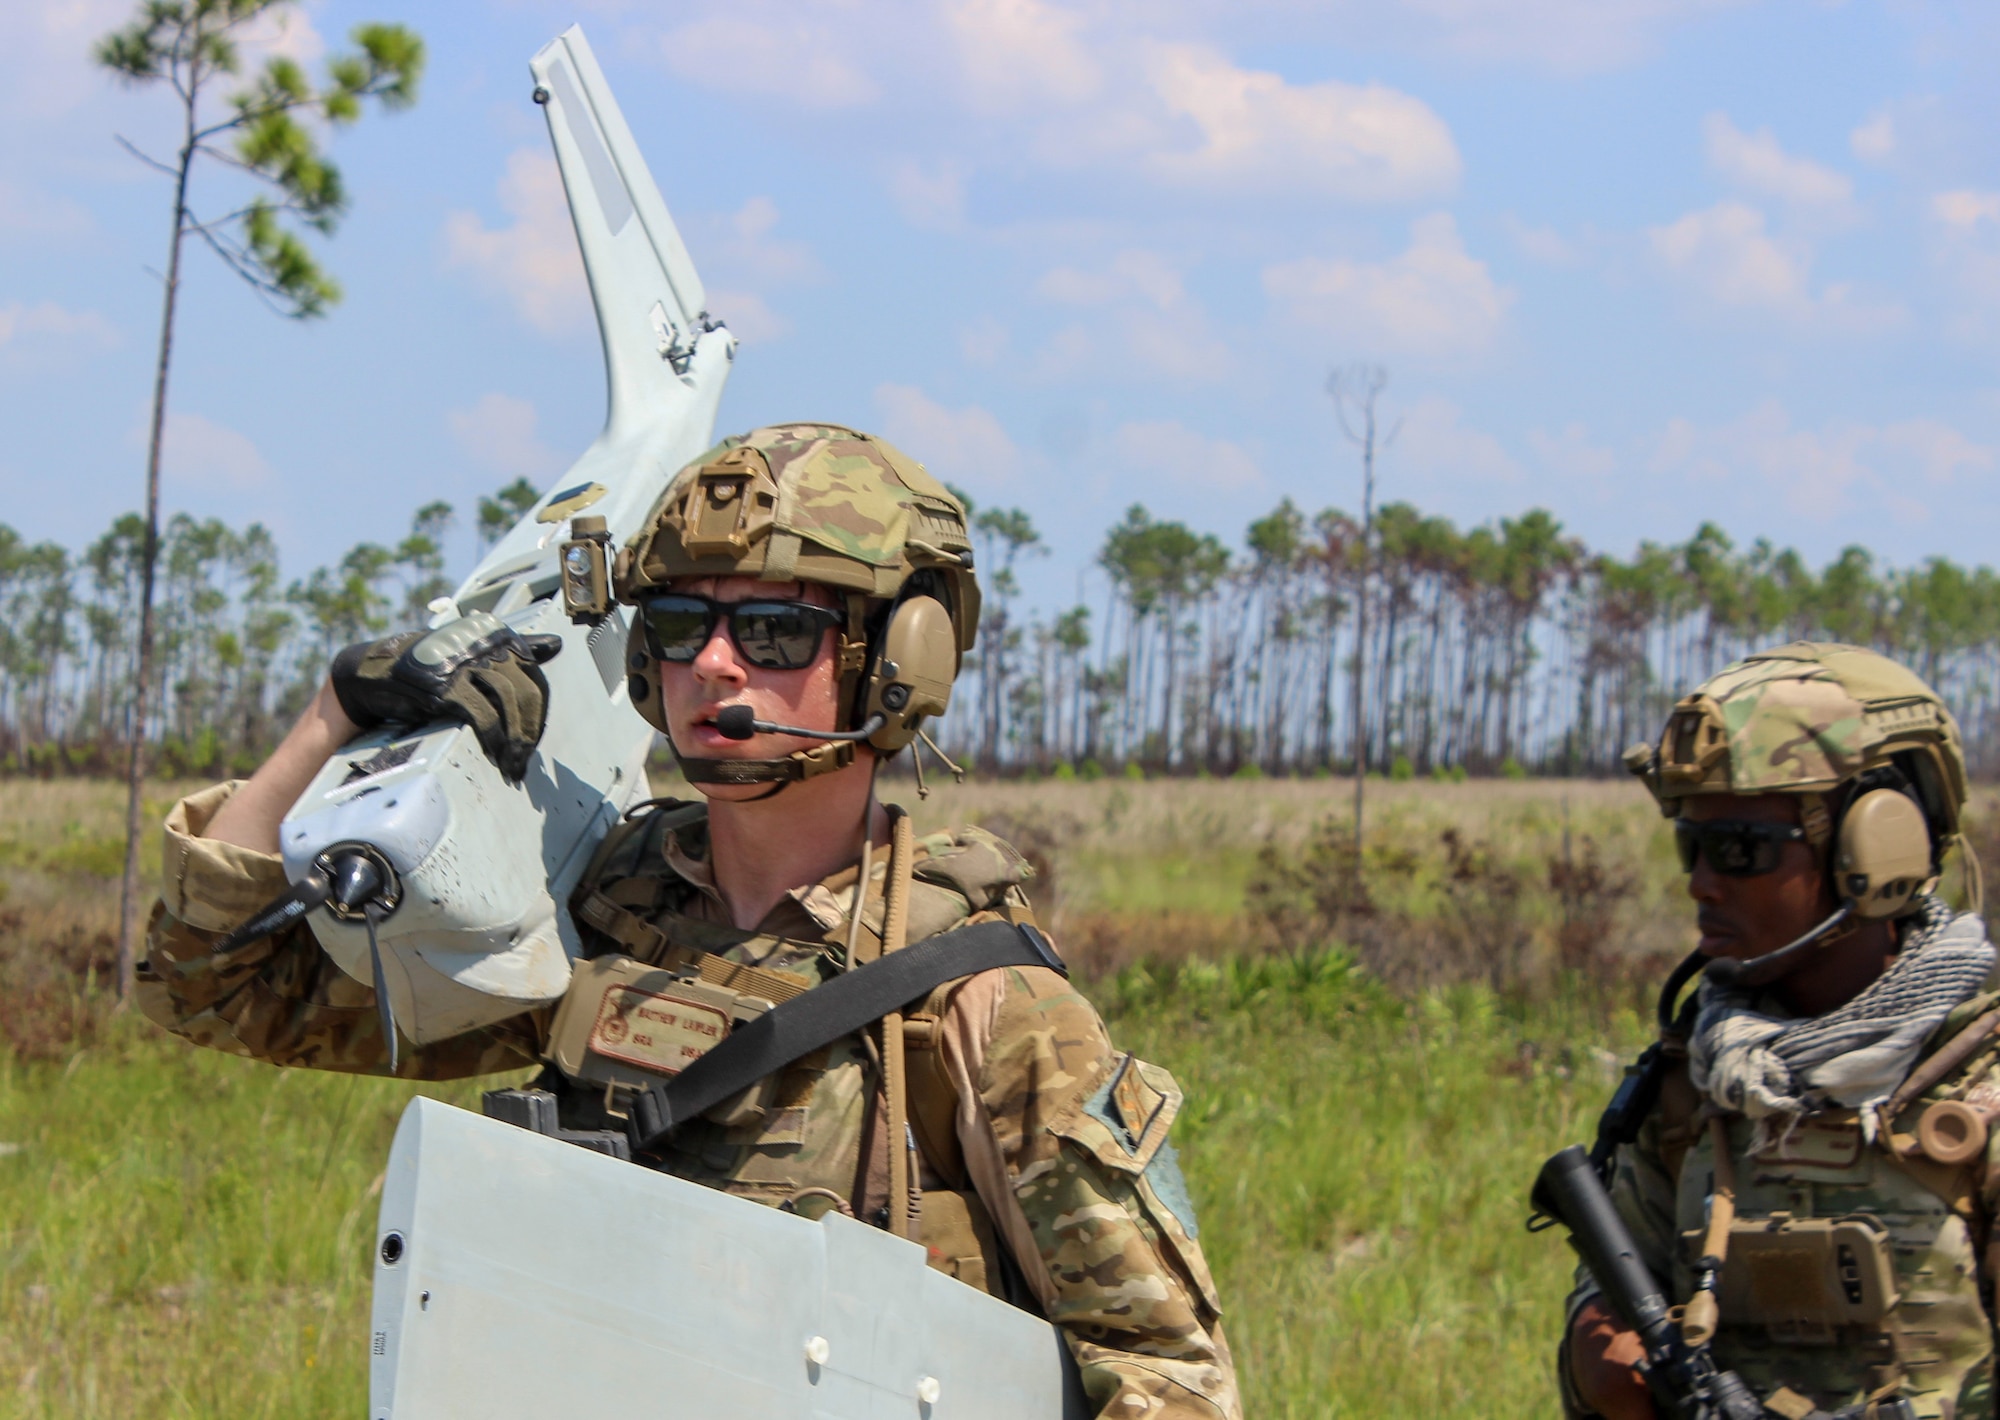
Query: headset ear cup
864,595,959,752
623,621,669,735
1837,788,1935,919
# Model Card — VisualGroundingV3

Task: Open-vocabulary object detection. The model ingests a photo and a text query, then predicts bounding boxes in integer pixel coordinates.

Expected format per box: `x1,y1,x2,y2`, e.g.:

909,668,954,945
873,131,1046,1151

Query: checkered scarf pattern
1688,895,1993,1140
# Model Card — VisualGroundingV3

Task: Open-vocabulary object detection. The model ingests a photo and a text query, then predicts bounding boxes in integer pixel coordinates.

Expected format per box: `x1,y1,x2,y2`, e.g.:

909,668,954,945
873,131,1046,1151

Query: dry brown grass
0,780,205,1061
900,772,1692,991
5,772,1993,1046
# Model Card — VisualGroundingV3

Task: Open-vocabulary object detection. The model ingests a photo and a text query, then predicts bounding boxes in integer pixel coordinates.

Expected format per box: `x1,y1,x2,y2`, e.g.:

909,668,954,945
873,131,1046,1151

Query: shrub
1390,755,1414,782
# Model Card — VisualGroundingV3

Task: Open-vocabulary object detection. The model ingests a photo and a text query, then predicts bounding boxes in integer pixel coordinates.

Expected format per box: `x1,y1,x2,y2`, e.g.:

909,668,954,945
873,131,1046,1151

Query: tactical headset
605,427,979,789
1651,697,1958,922
620,582,962,779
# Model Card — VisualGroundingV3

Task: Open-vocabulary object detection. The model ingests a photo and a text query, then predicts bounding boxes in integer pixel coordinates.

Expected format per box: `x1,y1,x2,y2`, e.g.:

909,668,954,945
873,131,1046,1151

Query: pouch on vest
547,955,790,1128
1681,1212,1900,1344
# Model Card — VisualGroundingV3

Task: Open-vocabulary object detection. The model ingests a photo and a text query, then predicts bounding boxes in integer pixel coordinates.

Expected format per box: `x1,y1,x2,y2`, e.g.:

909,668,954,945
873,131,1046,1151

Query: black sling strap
626,919,1067,1155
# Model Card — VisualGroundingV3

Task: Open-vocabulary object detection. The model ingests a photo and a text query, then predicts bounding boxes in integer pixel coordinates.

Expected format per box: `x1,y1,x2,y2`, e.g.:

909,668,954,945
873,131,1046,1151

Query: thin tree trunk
117,100,195,1002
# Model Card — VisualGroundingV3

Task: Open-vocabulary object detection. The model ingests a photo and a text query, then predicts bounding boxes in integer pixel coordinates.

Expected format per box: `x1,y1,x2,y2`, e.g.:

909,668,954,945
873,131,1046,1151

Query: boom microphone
714,706,886,743
1703,905,1853,990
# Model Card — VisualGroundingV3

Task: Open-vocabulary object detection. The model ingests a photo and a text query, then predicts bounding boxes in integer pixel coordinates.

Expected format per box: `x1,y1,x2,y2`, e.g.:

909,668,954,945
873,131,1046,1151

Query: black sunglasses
640,593,842,671
1672,818,1807,878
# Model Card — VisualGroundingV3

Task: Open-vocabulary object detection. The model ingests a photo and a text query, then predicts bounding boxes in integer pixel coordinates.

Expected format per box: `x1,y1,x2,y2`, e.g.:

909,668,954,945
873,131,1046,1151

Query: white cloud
1137,43,1460,200
715,197,820,285
946,0,1102,113
1644,400,1993,524
688,198,819,344
1648,201,1903,329
0,300,116,349
442,149,589,335
1026,250,1228,380
888,159,966,230
958,317,1009,366
705,289,790,344
1362,0,1748,73
1850,108,1896,165
1029,324,1094,380
236,5,326,67
1702,113,1853,212
659,15,878,110
1927,192,2000,338
1650,201,1808,310
0,178,92,237
1263,213,1513,359
447,394,563,481
639,7,1456,203
1395,395,1521,484
0,0,141,115
1501,214,1575,265
162,412,272,491
1109,420,1263,491
1529,423,1617,481
1036,249,1184,309
1934,190,2000,233
872,384,1022,491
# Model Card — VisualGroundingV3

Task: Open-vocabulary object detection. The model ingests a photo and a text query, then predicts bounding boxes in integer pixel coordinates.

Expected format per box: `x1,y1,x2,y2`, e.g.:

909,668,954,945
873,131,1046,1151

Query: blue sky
6,0,2000,615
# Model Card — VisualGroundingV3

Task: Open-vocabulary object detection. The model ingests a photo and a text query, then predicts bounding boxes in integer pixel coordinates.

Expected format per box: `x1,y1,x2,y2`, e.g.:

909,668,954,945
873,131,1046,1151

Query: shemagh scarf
1688,895,1994,1143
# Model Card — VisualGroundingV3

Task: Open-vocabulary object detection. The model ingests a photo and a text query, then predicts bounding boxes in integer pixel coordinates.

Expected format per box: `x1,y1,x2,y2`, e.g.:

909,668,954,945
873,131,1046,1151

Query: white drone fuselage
280,27,730,1045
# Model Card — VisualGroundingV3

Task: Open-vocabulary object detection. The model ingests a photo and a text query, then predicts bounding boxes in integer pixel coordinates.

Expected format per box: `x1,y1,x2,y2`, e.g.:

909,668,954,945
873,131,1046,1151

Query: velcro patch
1057,1054,1183,1175
588,986,729,1076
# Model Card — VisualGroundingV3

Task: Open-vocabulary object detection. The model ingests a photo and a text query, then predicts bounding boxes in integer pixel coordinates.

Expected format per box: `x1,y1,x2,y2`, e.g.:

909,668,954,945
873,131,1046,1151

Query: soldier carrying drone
137,420,1242,1420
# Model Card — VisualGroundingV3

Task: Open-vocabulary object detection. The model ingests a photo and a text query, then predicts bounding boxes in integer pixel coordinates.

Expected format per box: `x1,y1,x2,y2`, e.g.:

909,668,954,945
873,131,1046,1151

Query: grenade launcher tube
1532,1145,1766,1420
1533,1145,1675,1342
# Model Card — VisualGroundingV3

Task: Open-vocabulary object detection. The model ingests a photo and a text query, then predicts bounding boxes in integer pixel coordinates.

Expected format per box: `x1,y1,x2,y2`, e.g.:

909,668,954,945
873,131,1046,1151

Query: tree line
0,480,536,776
6,486,2000,780
952,495,2000,780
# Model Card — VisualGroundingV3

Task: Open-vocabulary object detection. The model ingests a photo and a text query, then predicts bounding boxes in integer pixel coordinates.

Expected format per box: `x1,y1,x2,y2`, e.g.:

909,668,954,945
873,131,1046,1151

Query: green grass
0,1025,513,1417
0,958,1637,1417
1104,958,1634,1416
0,774,1720,1415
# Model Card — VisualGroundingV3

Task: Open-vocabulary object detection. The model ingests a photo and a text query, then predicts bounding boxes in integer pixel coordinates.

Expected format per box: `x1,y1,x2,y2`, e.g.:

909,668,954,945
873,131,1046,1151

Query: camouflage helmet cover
1629,641,1968,835
615,422,980,652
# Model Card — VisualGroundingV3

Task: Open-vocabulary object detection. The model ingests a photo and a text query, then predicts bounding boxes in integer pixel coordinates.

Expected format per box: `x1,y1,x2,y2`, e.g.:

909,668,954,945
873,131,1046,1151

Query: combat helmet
1626,641,1971,919
613,422,980,787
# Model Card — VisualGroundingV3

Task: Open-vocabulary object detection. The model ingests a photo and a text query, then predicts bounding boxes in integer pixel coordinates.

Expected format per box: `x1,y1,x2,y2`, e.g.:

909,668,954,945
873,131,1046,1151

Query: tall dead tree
1329,364,1400,869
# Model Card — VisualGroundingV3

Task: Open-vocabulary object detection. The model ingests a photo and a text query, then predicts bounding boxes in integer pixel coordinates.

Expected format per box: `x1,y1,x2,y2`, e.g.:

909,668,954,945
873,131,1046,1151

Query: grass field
0,770,1921,1416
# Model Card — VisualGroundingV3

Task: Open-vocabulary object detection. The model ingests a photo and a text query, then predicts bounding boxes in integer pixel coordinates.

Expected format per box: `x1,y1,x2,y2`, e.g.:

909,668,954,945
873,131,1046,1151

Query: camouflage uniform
1562,990,2000,1419
141,785,1241,1419
1565,644,1994,1418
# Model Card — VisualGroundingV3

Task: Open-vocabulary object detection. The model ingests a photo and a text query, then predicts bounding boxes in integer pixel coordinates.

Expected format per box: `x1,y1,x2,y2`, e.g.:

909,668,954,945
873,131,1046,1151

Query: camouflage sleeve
1557,1105,1681,1419
137,782,543,1079
975,965,1242,1420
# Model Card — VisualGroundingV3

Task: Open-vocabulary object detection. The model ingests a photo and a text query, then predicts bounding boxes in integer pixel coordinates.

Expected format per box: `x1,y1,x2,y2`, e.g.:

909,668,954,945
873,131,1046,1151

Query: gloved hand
330,611,563,783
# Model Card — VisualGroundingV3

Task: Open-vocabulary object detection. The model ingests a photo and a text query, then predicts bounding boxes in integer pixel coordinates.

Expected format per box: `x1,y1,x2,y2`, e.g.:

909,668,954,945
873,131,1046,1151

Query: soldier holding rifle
138,425,1241,1420
1548,643,2000,1420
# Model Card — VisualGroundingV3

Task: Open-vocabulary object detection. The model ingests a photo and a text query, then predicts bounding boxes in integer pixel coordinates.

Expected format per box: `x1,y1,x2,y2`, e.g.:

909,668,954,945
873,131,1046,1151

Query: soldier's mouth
1695,912,1740,954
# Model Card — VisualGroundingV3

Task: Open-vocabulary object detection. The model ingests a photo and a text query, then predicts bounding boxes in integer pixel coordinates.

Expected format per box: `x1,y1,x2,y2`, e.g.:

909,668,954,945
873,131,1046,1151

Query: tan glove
330,611,562,783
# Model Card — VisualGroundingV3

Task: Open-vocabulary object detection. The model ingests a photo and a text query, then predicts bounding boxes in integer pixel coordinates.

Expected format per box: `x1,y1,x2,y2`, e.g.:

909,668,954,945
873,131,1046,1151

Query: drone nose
329,851,386,912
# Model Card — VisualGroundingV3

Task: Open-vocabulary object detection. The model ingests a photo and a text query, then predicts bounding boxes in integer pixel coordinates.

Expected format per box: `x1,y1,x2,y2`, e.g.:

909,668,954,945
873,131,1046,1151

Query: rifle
1531,1146,1915,1420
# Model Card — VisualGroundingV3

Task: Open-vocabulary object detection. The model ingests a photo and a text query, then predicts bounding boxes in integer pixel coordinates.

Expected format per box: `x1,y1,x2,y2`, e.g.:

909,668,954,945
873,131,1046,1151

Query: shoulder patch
1058,1053,1183,1176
